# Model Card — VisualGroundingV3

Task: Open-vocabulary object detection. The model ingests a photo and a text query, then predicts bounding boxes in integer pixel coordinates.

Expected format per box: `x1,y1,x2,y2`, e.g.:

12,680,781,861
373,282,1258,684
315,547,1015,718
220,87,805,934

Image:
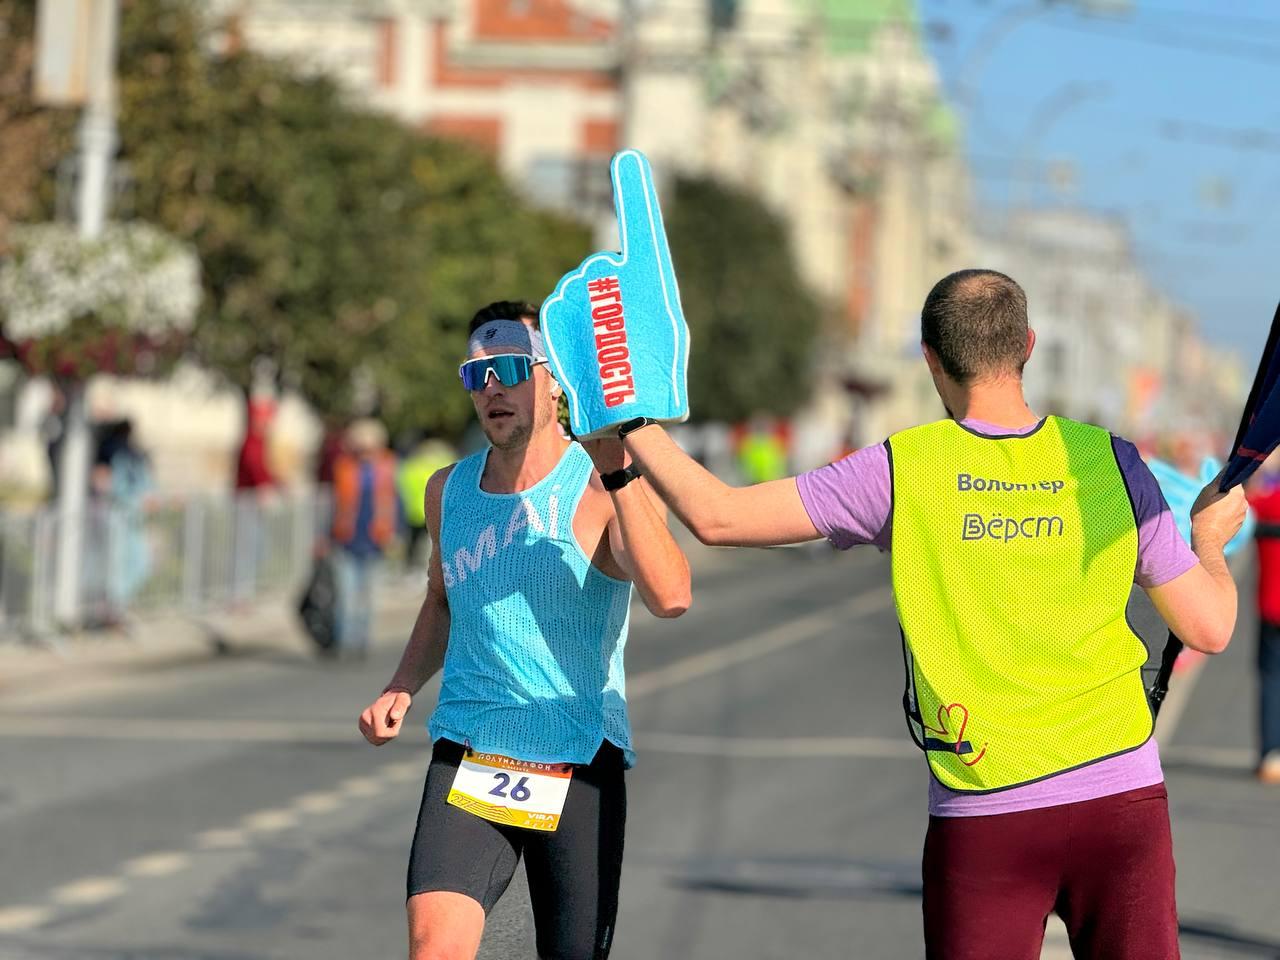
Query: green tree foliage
0,0,73,251
376,141,590,439
665,174,821,423
115,0,587,440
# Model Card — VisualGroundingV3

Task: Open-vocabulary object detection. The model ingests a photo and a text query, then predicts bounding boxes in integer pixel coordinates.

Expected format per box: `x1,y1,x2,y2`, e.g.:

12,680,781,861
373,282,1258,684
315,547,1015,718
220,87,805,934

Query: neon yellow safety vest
887,416,1153,793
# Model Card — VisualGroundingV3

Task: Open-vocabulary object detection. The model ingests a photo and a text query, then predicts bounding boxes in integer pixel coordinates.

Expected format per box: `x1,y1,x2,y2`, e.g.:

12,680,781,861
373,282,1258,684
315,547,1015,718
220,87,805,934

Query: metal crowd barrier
0,488,331,641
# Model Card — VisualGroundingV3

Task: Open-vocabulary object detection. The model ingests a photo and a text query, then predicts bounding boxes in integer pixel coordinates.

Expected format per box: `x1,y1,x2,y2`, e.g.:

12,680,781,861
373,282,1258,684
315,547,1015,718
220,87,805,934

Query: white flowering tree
0,219,199,630
0,221,199,378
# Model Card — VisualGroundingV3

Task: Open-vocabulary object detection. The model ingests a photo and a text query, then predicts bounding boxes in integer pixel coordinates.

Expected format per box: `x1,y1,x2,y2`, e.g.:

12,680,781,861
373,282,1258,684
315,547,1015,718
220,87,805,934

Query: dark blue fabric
345,460,382,558
1224,302,1280,491
1259,619,1280,759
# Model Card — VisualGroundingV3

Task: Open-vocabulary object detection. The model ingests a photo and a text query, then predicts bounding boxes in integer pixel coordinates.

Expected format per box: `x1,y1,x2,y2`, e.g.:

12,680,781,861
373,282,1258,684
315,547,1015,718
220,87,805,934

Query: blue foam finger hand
541,150,690,439
1148,456,1254,557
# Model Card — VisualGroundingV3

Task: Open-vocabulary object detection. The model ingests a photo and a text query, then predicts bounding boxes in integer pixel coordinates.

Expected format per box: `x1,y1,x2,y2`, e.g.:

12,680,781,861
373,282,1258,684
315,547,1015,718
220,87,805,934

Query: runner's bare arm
605,477,690,617
583,439,691,617
359,467,455,745
385,466,454,693
1145,476,1246,654
622,425,821,547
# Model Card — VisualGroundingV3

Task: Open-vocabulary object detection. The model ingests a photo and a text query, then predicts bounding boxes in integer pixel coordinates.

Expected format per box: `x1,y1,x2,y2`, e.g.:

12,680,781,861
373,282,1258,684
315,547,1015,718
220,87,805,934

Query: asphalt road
0,543,1276,960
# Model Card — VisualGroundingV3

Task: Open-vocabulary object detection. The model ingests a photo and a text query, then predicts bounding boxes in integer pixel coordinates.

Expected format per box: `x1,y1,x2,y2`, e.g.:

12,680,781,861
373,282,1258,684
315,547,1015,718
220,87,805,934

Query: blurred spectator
40,384,67,501
315,414,347,487
233,397,277,604
736,414,789,485
83,419,153,627
396,434,456,573
105,420,154,613
329,418,397,658
1246,459,1280,785
236,397,277,492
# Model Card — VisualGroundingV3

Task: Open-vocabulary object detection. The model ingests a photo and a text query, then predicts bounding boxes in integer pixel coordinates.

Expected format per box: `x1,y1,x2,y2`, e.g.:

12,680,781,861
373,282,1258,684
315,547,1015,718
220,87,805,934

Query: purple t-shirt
796,417,1198,817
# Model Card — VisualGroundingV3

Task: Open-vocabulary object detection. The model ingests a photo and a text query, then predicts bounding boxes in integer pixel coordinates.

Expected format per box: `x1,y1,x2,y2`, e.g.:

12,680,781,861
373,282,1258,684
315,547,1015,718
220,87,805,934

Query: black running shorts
407,738,627,959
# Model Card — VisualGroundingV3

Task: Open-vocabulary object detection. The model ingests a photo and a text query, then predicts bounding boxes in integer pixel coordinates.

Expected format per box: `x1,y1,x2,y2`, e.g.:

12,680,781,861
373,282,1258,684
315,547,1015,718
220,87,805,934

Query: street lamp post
46,0,121,629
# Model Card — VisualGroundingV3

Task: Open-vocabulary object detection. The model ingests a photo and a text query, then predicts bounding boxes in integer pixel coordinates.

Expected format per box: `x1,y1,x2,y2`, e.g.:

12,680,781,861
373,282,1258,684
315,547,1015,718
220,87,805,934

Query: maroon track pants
922,783,1178,960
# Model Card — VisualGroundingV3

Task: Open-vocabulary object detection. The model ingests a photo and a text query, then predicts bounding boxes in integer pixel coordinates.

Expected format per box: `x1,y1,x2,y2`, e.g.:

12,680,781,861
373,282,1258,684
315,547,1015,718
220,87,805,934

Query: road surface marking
2,577,896,936
241,809,298,832
122,852,188,878
628,586,894,699
338,776,381,797
195,828,248,849
637,732,915,759
0,716,358,743
50,877,124,906
0,906,53,932
293,791,343,814
382,760,423,782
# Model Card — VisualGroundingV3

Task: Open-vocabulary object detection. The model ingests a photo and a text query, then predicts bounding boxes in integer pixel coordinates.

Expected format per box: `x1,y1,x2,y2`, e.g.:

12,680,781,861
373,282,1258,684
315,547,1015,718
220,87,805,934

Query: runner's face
468,345,556,451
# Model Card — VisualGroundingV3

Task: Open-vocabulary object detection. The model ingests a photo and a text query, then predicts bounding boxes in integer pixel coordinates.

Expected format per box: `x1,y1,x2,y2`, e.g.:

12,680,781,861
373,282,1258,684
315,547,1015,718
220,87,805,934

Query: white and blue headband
466,320,547,360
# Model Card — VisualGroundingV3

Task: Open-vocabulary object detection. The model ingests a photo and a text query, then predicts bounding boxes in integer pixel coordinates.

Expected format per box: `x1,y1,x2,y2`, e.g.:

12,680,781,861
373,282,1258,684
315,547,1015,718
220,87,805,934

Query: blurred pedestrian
357,301,690,960
232,396,277,603
83,419,153,627
315,414,347,488
620,269,1246,960
396,434,456,574
236,397,277,493
736,414,788,485
1246,459,1280,784
329,417,397,658
105,419,153,614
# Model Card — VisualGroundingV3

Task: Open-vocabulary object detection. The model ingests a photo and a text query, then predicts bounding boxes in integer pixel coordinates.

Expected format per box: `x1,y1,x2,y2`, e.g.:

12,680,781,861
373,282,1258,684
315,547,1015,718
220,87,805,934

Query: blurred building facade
625,0,973,454
208,0,973,458
0,0,1233,501
979,209,1245,450
201,0,1240,466
211,0,623,212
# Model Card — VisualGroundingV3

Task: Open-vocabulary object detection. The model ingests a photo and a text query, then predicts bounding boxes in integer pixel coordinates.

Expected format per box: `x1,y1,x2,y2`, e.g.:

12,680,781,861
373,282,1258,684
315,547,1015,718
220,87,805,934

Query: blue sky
917,0,1279,366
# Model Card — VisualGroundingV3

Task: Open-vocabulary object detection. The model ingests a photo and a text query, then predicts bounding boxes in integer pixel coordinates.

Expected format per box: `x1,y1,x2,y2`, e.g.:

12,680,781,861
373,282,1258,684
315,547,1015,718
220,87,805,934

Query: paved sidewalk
0,580,426,695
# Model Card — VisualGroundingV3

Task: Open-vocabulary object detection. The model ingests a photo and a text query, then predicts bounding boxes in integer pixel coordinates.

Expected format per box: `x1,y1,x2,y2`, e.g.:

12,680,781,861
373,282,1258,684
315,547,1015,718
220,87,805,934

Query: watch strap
600,464,643,492
617,416,658,438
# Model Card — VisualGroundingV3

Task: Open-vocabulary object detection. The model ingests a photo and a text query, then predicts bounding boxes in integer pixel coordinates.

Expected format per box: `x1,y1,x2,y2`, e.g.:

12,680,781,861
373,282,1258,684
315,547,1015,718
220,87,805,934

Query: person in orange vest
330,417,399,658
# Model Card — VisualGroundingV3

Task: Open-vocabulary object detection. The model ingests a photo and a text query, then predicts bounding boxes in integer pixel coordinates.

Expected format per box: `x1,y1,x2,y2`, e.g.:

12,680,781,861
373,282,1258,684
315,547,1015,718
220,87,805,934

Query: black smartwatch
600,464,643,492
617,416,658,439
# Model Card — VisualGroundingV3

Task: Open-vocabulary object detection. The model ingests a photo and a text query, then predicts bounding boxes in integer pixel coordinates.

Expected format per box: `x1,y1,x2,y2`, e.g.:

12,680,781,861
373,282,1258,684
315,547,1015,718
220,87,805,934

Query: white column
53,0,119,628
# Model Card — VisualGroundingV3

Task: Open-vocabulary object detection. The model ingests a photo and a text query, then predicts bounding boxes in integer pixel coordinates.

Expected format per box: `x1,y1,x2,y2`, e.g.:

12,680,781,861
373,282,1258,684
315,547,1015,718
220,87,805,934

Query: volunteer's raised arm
622,423,821,547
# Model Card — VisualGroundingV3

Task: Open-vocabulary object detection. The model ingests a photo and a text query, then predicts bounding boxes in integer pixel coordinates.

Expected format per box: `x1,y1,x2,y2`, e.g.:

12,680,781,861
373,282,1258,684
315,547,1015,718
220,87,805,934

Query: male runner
613,270,1245,960
359,300,691,960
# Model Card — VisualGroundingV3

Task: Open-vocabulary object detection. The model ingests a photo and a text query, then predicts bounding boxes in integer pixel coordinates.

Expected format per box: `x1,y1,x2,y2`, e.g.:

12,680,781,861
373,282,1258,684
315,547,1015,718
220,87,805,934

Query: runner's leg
922,805,1065,960
407,893,487,960
407,739,525,960
1055,783,1179,960
523,741,627,959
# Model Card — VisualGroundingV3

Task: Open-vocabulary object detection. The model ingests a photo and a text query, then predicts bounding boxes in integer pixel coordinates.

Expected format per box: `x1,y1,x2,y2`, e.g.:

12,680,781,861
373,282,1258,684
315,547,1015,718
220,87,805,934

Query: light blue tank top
428,442,636,766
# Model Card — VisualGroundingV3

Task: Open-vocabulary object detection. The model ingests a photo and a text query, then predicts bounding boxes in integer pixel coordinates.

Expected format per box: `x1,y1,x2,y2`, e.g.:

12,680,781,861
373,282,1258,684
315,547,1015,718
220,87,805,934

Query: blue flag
1222,301,1280,491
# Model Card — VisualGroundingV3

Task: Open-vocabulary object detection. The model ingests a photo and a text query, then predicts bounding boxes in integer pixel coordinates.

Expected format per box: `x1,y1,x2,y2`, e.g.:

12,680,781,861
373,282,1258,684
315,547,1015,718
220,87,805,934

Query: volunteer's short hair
921,269,1029,383
468,301,540,334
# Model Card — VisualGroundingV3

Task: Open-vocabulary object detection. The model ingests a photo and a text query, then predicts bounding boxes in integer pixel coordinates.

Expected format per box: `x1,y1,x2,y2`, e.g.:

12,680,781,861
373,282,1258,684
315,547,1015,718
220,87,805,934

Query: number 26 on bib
447,751,574,832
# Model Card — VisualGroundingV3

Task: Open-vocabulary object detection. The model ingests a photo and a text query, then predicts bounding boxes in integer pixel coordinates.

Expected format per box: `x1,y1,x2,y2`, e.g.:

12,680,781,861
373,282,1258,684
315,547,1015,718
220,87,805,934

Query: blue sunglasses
459,354,541,391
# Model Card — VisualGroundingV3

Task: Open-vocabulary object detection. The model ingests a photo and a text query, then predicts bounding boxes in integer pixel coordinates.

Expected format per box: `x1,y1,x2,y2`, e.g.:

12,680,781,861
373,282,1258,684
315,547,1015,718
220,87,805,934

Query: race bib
447,751,574,832
541,149,690,439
